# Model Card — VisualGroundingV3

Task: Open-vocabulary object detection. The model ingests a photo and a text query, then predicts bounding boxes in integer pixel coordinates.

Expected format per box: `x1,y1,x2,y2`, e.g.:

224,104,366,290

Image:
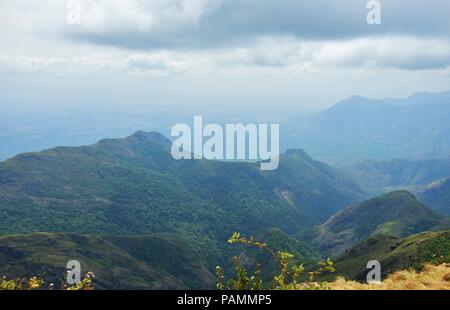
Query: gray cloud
1,0,450,77
206,36,450,72
64,0,450,50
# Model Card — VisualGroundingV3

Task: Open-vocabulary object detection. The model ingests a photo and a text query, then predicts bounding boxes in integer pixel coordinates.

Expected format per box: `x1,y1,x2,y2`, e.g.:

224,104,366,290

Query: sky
1,0,450,112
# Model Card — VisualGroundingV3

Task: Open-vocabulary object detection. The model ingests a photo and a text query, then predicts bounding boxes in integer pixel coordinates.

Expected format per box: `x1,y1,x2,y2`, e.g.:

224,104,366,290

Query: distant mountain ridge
286,91,450,163
341,157,450,194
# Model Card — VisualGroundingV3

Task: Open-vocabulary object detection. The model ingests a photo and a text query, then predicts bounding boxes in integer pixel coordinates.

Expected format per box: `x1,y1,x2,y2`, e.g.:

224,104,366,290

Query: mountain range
0,130,365,234
0,130,365,283
287,91,450,163
1,116,450,288
341,157,450,195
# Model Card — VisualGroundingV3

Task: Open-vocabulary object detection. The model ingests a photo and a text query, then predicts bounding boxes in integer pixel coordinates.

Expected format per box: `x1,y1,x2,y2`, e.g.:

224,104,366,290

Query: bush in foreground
216,232,335,290
0,272,95,290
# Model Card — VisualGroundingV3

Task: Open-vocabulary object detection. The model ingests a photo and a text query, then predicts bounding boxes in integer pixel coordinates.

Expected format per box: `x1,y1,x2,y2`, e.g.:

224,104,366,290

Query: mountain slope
341,157,450,194
329,263,450,290
0,232,214,289
418,177,450,215
0,131,364,235
313,191,448,255
330,230,450,282
264,149,365,222
286,91,450,163
0,131,365,273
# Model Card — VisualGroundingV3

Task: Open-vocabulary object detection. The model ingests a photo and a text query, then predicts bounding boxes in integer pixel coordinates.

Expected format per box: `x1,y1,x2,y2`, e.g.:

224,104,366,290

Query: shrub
216,232,335,290
0,272,95,290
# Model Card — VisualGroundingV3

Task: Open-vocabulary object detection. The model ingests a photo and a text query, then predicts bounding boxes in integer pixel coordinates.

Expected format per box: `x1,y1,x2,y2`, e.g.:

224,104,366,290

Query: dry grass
329,264,450,290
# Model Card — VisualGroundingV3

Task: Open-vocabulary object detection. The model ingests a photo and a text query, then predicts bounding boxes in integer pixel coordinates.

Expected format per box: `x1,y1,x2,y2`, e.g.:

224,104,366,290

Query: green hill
0,131,363,237
313,191,449,255
418,177,450,215
330,230,450,282
0,232,213,289
0,131,364,281
264,149,365,222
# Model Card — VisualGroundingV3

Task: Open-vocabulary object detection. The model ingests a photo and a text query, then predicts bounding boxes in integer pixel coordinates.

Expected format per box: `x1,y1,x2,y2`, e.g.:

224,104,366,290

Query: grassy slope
313,191,448,255
329,263,450,290
0,232,214,289
330,230,450,282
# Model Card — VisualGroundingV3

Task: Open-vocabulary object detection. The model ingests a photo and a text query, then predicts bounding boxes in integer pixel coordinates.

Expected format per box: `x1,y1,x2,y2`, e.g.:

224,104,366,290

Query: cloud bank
63,0,450,49
1,0,450,109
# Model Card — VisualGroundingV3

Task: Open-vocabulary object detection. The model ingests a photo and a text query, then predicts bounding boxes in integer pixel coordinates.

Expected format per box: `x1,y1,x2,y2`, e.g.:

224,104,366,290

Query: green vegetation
2,131,450,289
216,233,335,290
219,228,320,284
3,230,450,290
329,230,450,282
1,272,94,290
419,177,450,215
0,131,364,279
0,131,364,236
0,233,213,289
313,191,450,255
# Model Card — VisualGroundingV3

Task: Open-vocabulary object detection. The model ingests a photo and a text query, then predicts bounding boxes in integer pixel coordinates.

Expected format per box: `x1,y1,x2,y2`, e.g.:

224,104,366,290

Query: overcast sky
1,0,450,111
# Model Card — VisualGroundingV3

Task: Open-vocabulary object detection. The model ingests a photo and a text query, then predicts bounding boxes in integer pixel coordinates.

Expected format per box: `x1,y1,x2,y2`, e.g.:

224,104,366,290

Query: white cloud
212,36,450,72
0,52,189,77
2,36,450,77
0,56,67,74
124,53,190,77
72,0,221,34
312,37,450,70
1,1,450,75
